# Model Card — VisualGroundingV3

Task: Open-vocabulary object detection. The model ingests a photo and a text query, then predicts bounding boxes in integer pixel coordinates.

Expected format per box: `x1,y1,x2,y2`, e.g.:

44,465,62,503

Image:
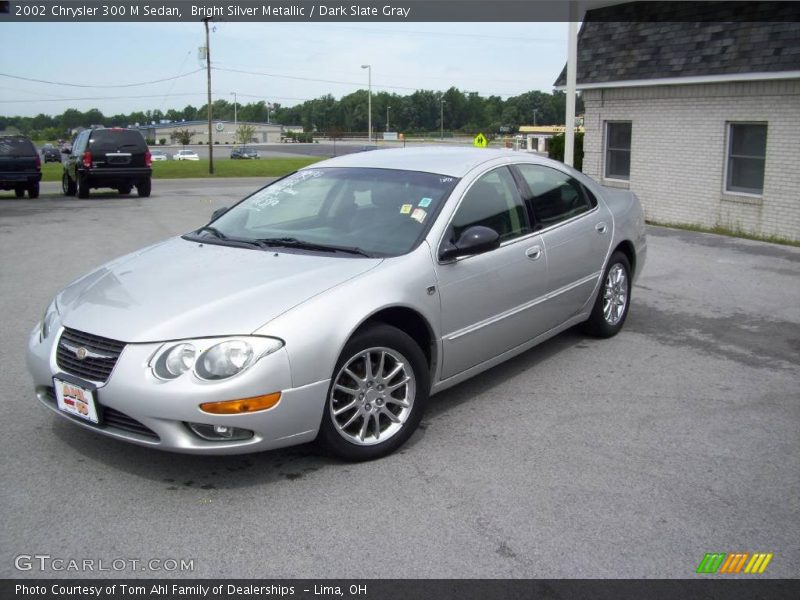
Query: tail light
144,150,152,167
35,154,41,170
82,151,93,168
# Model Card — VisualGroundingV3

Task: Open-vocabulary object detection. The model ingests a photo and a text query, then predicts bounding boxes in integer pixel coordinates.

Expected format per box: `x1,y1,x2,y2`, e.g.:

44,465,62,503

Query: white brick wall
582,79,800,241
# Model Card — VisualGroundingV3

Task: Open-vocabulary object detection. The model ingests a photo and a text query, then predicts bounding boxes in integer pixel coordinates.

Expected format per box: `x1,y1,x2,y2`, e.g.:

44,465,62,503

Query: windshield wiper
253,237,373,257
196,225,228,239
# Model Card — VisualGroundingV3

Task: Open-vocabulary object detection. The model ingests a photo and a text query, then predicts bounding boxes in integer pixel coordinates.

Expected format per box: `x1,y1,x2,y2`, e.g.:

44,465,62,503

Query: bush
547,132,584,171
159,138,167,145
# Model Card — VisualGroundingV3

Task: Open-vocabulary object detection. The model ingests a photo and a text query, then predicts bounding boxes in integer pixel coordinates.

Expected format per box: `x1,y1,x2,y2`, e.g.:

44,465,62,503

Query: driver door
434,166,549,380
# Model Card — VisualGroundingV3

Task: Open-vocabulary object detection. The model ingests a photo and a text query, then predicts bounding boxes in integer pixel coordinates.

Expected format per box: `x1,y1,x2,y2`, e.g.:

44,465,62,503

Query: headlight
40,300,59,341
150,336,283,382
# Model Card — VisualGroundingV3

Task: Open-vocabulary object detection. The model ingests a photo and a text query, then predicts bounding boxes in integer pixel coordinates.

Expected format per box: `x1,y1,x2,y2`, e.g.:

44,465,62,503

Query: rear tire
583,251,631,338
28,183,39,199
137,178,151,198
14,187,25,198
77,175,90,198
118,184,132,195
318,324,429,461
62,172,77,196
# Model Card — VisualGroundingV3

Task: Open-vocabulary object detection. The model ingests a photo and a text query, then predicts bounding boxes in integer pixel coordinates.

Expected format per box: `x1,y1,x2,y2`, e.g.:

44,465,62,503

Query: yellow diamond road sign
473,133,488,148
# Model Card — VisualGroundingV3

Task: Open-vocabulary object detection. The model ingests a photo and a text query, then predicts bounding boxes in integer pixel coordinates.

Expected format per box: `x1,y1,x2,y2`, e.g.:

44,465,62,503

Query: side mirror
439,225,500,261
210,207,228,221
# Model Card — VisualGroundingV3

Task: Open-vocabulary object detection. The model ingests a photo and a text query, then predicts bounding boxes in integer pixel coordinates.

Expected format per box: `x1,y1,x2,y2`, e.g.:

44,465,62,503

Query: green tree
170,128,194,147
235,124,256,146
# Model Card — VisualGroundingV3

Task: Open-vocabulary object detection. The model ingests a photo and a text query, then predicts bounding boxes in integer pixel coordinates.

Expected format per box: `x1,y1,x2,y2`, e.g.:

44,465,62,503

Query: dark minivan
63,128,152,198
0,135,42,198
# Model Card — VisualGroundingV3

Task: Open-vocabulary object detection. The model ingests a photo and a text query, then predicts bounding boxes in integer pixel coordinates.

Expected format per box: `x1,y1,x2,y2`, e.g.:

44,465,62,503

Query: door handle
526,245,542,260
595,222,608,234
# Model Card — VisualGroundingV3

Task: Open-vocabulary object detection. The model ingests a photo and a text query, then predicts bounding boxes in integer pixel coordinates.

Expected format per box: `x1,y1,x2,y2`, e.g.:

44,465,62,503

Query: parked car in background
0,135,42,198
150,150,168,162
41,144,61,163
27,148,646,461
173,150,199,161
231,146,260,159
62,127,152,198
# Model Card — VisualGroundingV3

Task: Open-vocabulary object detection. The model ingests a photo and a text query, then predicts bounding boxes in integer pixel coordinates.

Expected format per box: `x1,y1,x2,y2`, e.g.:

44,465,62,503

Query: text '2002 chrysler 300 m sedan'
27,147,646,461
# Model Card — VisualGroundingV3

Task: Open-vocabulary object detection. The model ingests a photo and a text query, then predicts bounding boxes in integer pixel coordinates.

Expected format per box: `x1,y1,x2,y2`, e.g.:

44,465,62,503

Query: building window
605,121,632,180
726,123,767,195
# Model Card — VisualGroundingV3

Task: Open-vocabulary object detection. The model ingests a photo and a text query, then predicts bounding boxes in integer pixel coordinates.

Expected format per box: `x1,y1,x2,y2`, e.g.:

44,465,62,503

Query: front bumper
27,325,329,455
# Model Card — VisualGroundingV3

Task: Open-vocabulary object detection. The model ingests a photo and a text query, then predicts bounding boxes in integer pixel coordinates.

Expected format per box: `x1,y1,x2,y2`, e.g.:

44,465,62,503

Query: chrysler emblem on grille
75,347,88,360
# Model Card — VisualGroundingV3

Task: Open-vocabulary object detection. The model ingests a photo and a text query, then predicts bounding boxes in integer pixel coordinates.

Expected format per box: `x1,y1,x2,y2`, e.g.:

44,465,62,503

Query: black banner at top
1,1,799,23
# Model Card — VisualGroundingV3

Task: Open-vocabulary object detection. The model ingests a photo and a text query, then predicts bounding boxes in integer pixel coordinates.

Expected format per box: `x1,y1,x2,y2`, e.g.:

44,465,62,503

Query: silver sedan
27,147,646,461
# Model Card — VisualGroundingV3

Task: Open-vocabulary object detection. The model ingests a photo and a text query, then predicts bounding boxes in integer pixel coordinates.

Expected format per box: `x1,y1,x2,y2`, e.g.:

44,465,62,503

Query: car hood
57,237,382,343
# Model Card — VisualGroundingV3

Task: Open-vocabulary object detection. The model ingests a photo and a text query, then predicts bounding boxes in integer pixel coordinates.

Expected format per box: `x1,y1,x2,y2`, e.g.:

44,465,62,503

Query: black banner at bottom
4,579,800,600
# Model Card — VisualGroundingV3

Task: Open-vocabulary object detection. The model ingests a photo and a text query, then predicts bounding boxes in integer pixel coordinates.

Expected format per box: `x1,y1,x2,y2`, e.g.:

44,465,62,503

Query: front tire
583,251,631,338
118,184,132,195
28,183,39,198
318,324,429,461
14,187,24,198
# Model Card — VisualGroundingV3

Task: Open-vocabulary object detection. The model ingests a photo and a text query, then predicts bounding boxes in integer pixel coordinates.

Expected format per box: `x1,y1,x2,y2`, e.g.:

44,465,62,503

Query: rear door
88,129,148,169
514,163,613,322
0,137,38,175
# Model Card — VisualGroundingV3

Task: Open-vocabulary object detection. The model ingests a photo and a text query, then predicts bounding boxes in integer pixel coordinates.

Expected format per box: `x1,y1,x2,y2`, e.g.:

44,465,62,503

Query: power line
0,69,205,89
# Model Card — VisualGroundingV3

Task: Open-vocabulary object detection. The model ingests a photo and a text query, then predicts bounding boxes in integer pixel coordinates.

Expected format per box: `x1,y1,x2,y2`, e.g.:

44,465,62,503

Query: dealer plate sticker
54,378,99,424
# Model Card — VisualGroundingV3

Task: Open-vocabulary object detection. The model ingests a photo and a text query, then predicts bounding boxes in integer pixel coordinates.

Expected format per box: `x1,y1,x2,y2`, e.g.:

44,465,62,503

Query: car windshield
202,167,458,257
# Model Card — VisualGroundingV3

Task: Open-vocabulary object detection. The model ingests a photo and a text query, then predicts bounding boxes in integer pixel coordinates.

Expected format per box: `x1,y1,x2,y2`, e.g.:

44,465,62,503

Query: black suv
0,135,42,198
63,127,152,198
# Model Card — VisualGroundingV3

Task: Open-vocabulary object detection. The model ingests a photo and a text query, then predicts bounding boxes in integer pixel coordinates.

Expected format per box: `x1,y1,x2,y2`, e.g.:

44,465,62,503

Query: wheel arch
613,239,636,277
351,306,437,379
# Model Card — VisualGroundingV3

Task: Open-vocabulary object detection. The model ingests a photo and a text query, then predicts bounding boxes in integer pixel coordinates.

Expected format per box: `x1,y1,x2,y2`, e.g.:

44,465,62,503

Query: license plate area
53,376,100,424
105,152,132,165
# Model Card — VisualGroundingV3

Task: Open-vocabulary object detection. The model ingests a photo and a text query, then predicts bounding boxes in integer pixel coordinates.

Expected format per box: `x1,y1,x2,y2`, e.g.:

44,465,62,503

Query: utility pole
203,17,214,175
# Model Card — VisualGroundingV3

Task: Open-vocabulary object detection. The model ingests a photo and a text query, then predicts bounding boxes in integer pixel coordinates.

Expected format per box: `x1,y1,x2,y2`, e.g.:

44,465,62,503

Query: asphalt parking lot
1,180,798,579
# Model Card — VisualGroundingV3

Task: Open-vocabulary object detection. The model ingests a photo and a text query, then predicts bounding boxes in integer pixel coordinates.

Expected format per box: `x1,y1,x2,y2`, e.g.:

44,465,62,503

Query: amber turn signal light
200,392,281,414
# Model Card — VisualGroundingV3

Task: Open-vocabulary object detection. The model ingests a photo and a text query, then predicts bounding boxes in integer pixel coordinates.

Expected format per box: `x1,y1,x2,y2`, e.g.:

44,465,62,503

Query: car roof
301,146,556,177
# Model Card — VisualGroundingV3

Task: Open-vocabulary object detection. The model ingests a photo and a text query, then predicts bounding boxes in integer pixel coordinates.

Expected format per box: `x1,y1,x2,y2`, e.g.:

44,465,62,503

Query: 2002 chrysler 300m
27,147,646,460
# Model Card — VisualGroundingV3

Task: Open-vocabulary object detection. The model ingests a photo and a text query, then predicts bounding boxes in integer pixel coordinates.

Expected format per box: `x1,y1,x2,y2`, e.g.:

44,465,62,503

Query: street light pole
533,109,538,127
386,105,391,131
267,102,271,124
361,64,371,143
230,92,237,129
440,97,446,141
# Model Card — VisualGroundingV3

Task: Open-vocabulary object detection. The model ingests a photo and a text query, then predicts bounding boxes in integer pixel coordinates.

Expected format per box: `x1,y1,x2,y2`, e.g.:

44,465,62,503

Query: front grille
56,327,126,383
43,387,159,440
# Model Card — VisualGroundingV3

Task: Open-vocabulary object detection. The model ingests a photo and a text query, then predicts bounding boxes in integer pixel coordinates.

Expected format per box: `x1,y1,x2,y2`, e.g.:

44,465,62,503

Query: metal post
361,65,371,143
440,97,445,140
203,17,214,175
565,20,578,167
386,105,390,131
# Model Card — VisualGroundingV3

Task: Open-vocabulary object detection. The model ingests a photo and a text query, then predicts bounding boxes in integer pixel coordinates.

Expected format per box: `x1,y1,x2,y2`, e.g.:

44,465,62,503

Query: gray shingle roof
553,3,800,87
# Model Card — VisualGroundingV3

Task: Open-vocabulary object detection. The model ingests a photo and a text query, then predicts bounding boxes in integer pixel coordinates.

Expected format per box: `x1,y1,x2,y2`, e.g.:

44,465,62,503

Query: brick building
555,4,800,241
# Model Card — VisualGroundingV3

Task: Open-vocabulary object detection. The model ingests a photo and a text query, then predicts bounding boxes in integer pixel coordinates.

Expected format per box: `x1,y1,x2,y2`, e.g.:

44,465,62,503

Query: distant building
554,2,800,241
518,123,585,153
135,120,282,145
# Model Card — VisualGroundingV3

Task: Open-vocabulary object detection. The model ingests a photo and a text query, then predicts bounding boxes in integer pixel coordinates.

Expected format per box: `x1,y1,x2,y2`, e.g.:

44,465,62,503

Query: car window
515,164,593,228
0,137,36,156
209,167,458,257
450,166,530,243
89,130,146,153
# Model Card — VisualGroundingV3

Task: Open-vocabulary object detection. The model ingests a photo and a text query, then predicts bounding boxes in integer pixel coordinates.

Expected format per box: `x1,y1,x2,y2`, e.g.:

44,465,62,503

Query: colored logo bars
696,552,773,574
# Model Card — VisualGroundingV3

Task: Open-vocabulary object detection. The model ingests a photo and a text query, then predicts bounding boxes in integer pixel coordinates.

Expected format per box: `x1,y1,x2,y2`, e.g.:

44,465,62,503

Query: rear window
0,137,36,156
88,130,147,153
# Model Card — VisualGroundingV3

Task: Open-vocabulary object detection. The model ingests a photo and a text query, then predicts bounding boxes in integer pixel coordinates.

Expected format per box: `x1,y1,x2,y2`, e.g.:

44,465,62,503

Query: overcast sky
0,21,569,117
